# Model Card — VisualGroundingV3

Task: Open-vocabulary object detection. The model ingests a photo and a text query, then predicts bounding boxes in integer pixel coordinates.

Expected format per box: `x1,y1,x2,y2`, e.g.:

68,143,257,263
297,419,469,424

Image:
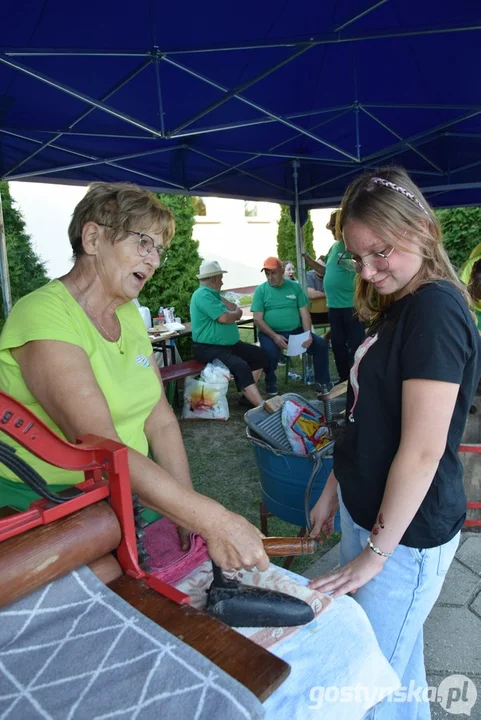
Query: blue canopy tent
1,0,481,312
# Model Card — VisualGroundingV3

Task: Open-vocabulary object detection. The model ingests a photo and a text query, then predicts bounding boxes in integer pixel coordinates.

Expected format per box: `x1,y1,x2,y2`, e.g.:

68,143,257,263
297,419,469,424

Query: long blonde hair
338,166,470,322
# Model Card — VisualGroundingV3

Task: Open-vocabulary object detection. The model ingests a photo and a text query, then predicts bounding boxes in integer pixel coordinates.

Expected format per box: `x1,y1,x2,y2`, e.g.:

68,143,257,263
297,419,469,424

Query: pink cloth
144,517,210,584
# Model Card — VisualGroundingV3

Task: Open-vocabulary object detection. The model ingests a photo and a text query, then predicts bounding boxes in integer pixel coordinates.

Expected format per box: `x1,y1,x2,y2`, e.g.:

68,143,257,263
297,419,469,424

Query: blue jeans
259,328,330,387
338,491,459,720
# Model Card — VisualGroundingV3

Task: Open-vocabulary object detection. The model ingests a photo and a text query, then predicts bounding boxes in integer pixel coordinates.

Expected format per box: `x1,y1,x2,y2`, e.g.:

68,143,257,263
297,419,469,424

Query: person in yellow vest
0,182,269,573
459,243,481,329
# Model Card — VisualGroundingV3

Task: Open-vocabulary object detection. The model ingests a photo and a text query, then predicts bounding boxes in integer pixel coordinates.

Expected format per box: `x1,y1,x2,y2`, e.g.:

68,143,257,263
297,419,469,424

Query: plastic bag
281,399,330,454
159,306,176,323
182,360,230,421
200,359,231,384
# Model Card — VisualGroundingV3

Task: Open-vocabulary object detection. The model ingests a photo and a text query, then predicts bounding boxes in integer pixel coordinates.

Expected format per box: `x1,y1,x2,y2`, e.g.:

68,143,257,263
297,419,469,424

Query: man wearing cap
323,210,365,382
190,260,269,407
251,257,331,395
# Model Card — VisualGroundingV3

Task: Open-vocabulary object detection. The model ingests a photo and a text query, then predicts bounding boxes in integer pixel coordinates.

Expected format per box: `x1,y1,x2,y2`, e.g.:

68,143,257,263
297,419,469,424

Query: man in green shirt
251,257,330,395
191,260,269,406
323,211,365,382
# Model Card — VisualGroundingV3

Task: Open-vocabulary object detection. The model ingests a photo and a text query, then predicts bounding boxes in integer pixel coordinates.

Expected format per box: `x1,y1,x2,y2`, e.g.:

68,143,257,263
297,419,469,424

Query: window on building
244,201,258,218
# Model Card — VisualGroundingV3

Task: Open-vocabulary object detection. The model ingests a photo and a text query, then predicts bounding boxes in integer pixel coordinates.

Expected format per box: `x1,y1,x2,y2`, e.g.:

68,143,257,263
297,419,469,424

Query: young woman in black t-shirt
308,167,481,719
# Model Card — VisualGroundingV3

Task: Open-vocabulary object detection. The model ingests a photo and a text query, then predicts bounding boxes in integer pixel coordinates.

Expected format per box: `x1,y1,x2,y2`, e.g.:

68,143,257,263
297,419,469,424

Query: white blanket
174,561,400,719
263,568,401,719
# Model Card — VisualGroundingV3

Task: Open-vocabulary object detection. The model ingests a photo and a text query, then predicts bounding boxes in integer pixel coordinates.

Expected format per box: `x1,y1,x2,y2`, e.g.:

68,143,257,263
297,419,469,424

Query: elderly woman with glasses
0,182,268,572
308,168,481,719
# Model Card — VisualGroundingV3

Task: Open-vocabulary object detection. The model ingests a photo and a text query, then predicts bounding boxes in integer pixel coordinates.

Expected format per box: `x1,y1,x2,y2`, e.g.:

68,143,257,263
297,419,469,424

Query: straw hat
197,260,228,279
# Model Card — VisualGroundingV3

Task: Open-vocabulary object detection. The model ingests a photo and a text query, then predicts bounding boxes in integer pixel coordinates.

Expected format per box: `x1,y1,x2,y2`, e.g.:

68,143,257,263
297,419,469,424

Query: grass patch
178,335,339,575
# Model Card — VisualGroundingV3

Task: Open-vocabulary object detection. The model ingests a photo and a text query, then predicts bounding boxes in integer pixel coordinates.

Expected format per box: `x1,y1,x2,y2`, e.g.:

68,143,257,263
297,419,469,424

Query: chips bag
281,399,330,454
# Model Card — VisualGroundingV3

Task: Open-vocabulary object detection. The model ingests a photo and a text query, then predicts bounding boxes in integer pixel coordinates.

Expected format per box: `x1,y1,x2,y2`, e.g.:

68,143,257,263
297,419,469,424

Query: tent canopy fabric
1,0,481,208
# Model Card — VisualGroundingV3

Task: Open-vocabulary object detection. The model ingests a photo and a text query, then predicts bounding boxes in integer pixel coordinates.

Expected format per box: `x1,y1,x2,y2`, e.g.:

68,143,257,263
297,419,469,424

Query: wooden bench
160,360,205,406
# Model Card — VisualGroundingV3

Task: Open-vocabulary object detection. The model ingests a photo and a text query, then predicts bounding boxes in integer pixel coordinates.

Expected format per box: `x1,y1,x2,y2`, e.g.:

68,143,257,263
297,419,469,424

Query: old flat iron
206,537,317,628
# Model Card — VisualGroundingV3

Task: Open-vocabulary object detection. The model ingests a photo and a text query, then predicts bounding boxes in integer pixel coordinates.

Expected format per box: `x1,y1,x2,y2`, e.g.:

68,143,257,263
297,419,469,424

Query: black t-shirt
334,281,481,548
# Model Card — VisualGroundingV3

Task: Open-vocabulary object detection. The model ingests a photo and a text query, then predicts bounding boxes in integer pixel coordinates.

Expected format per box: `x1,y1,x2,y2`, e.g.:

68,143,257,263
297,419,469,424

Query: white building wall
9,183,337,290
193,198,280,290
194,199,337,290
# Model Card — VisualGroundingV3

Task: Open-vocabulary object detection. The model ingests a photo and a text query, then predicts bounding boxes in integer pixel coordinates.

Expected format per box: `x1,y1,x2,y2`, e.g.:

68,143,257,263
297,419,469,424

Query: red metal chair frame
459,443,481,528
0,391,189,605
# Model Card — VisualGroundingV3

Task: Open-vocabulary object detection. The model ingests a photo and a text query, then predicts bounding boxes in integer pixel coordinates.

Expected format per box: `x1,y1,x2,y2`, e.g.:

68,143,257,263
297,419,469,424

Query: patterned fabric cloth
175,564,401,719
0,566,263,720
174,561,332,650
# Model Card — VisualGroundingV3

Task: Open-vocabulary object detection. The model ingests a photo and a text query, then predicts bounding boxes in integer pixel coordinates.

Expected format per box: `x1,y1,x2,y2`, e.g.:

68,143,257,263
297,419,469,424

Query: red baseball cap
262,256,282,271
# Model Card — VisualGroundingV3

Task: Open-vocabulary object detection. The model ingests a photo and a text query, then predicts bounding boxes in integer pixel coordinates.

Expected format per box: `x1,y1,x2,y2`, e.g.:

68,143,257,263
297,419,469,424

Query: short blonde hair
338,166,470,321
68,182,175,258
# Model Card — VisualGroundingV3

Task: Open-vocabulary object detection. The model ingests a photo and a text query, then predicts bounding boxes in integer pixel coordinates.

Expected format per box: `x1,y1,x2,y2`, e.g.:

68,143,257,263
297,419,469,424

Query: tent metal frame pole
6,146,186,185
355,102,361,161
164,57,358,161
190,109,354,191
0,128,187,189
450,159,481,175
411,181,481,193
2,49,149,57
296,114,481,192
188,147,289,194
364,109,481,164
364,103,481,111
153,49,166,137
0,128,103,162
293,160,306,292
446,132,481,139
360,107,444,173
212,147,354,164
0,191,12,318
170,105,353,139
298,179,481,208
292,160,310,384
153,22,481,50
0,104,353,142
164,42,317,135
1,130,161,140
0,54,164,138
0,128,192,189
3,59,153,179
4,18,478,56
300,167,361,196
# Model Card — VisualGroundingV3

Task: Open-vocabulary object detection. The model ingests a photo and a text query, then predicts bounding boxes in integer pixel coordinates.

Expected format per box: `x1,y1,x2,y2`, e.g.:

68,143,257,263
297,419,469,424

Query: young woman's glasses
337,246,395,273
98,224,168,267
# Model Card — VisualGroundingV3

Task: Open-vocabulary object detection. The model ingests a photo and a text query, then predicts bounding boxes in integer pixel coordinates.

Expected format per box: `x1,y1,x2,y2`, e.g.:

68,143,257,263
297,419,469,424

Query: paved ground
303,531,481,719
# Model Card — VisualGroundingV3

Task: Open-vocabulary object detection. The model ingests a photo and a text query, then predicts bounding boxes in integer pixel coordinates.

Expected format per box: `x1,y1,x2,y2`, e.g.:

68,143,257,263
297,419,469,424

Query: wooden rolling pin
0,501,121,608
262,536,316,557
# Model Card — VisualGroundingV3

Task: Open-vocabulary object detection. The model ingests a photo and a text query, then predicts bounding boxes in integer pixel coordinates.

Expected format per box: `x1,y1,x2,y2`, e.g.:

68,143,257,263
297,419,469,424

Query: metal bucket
246,427,341,531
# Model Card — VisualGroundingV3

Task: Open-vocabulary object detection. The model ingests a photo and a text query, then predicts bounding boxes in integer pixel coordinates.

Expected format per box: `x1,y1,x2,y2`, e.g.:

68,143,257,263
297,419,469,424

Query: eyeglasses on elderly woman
337,245,395,273
98,223,168,267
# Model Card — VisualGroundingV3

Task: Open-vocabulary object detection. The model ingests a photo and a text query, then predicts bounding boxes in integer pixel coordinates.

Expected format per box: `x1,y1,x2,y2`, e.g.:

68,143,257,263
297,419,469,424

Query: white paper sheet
286,330,310,356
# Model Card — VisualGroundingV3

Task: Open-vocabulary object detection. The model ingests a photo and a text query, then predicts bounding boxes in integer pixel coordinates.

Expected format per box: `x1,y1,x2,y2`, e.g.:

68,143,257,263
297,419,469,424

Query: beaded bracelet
367,536,393,558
